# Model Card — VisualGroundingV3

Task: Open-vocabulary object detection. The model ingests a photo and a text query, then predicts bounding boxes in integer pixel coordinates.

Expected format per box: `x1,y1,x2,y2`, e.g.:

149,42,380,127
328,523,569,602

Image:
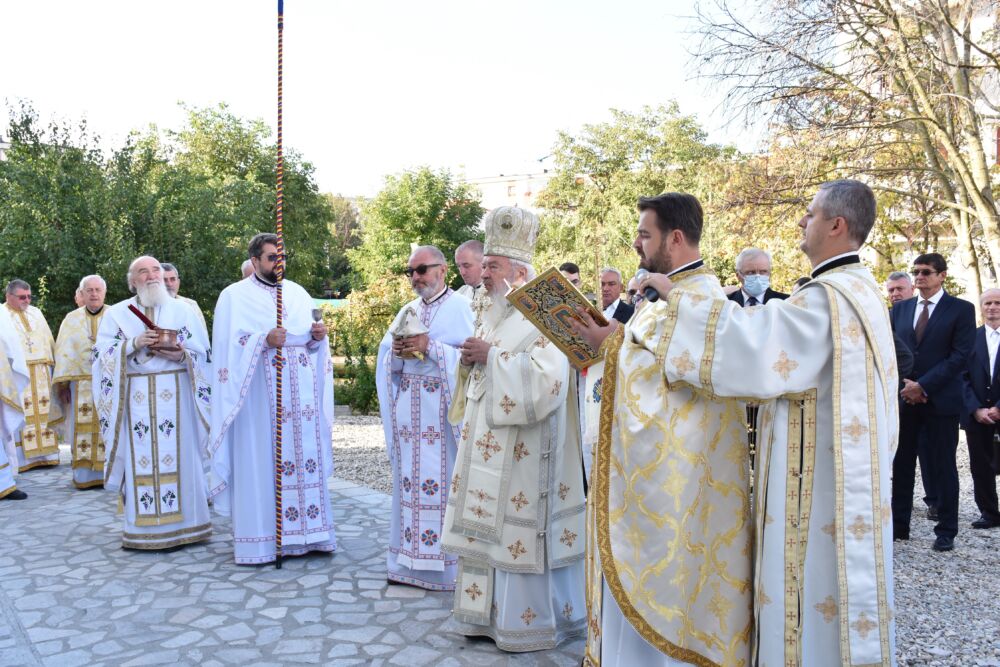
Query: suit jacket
960,326,1000,427
610,300,635,324
727,287,789,306
891,293,976,416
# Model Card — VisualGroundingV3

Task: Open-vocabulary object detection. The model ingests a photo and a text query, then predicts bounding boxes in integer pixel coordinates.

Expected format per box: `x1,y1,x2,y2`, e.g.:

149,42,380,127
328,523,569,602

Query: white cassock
656,260,898,666
0,311,28,496
94,296,213,550
442,292,587,652
375,288,473,590
208,274,336,565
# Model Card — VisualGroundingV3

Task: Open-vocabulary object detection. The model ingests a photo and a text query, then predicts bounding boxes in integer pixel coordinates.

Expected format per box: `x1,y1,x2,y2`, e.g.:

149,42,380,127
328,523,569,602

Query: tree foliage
348,167,484,289
0,103,336,326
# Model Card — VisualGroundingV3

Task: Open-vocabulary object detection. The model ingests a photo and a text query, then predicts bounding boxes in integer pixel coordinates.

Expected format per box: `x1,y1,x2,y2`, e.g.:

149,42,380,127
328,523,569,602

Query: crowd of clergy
1,178,989,666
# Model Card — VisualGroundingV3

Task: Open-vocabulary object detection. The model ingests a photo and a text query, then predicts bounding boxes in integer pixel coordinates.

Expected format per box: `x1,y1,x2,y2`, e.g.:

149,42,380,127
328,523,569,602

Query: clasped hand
392,333,429,357
134,329,185,361
974,406,1000,425
459,337,492,366
900,379,927,405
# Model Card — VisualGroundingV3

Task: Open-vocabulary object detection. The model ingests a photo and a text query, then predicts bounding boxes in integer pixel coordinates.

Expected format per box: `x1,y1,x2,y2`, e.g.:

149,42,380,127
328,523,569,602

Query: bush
326,275,413,413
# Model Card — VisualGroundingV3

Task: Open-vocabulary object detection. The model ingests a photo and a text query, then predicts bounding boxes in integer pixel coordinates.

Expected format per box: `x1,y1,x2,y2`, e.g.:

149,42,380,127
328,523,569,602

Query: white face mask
743,274,769,298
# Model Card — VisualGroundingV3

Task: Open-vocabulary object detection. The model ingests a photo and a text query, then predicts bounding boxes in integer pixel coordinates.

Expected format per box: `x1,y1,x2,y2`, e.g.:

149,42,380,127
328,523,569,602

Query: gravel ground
333,417,1000,665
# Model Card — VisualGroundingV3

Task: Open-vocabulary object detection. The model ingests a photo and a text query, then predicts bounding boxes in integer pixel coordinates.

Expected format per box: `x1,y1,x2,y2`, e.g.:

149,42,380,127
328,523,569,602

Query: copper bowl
149,327,180,352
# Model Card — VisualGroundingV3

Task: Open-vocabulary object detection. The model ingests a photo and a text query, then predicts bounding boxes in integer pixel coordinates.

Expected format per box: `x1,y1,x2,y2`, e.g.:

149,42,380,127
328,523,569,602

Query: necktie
914,300,930,344
747,296,759,306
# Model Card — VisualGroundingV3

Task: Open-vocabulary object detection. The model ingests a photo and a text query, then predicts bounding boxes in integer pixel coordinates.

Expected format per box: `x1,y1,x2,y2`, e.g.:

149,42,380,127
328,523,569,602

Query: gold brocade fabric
6,305,62,462
53,307,106,472
590,269,752,667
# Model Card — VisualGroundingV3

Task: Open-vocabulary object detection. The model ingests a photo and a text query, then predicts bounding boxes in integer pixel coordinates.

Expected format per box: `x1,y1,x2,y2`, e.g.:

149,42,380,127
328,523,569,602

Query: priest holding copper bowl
91,255,213,551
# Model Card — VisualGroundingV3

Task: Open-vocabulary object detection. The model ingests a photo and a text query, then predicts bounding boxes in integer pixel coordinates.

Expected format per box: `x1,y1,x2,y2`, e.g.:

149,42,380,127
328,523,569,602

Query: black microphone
634,269,661,303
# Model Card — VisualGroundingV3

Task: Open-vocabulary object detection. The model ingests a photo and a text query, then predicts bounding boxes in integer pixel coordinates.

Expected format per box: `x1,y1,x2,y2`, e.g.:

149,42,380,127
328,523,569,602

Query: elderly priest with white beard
94,256,213,550
442,207,587,652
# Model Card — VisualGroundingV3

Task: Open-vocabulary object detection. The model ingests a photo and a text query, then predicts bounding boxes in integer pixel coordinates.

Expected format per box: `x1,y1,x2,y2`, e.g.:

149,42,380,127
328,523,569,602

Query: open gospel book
505,267,609,370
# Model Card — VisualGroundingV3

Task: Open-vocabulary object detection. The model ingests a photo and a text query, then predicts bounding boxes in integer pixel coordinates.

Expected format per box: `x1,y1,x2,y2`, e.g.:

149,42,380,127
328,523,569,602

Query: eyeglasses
910,269,938,277
627,289,637,297
15,295,31,301
404,263,442,278
263,253,282,263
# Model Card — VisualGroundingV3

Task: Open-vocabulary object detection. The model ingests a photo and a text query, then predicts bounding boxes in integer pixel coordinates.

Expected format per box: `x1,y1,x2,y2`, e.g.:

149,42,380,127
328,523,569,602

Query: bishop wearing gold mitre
4,279,63,472
53,275,108,489
574,193,752,667
441,206,588,652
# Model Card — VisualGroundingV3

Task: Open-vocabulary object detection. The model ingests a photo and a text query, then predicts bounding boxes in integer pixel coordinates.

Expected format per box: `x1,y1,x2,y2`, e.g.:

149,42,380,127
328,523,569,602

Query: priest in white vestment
376,245,473,590
95,256,213,550
442,207,587,652
635,180,898,666
53,275,108,489
208,233,337,565
5,279,63,471
0,307,29,500
455,239,484,300
574,193,752,667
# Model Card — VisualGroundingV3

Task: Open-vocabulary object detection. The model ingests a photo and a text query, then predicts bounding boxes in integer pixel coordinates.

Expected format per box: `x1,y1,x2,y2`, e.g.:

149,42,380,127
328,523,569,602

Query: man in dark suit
727,248,789,306
891,252,976,551
959,287,1000,530
599,268,634,324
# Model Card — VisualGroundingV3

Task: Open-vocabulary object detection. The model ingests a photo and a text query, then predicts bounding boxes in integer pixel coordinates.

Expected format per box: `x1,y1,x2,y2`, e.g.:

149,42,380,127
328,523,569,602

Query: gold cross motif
464,582,483,601
851,611,877,639
843,318,862,346
507,539,527,560
670,349,696,376
844,416,869,443
520,607,537,626
559,528,577,548
475,432,501,462
772,351,799,381
499,395,516,415
847,514,872,540
513,441,529,462
510,491,529,512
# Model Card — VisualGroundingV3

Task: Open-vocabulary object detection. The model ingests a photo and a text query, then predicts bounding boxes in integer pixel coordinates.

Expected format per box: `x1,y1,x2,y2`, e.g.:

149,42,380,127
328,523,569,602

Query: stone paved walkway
0,450,584,667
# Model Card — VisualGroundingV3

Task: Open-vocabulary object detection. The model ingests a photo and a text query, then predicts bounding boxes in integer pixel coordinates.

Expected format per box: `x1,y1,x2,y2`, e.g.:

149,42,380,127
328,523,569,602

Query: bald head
982,288,1000,328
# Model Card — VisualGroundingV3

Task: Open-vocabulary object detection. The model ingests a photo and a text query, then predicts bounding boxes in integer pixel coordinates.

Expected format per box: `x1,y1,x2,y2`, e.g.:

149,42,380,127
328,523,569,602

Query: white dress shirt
986,324,1000,381
603,298,621,320
912,287,944,329
741,290,763,306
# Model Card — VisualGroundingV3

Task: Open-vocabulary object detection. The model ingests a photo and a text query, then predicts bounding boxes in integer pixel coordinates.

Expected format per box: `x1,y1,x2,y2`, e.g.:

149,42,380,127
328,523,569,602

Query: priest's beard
481,282,510,331
136,281,170,308
639,240,673,275
415,280,444,301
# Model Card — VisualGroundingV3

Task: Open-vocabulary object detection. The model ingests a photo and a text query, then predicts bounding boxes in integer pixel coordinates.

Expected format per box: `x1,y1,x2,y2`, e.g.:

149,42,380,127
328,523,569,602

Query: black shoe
932,536,954,552
893,530,909,541
1,489,27,500
971,516,1000,529
926,507,939,521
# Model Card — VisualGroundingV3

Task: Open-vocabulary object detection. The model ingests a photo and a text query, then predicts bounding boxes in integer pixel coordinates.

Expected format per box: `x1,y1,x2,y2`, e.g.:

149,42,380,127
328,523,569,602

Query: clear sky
2,0,753,197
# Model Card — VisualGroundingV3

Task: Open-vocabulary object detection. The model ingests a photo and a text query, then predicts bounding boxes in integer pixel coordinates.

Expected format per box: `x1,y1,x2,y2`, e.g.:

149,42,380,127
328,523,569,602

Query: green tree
348,167,484,288
324,194,361,297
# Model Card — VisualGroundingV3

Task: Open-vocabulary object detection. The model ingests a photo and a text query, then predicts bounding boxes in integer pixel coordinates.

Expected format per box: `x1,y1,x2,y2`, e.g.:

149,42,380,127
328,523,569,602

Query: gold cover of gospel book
506,267,609,370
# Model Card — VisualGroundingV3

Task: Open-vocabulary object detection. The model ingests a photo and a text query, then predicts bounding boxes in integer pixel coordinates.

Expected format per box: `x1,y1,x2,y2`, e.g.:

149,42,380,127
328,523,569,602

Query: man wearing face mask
727,247,788,307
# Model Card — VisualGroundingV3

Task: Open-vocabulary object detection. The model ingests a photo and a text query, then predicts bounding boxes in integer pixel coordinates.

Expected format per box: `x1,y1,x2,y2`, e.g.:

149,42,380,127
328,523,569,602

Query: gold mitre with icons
482,206,540,264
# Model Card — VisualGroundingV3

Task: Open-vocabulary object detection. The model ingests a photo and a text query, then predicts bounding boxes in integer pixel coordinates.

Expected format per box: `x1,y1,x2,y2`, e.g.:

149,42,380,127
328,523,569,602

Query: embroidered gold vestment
586,267,752,667
4,304,62,468
656,264,897,666
53,306,106,484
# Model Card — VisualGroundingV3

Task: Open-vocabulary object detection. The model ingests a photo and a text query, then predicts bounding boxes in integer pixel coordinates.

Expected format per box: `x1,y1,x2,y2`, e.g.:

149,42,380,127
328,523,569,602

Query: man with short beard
53,275,109,489
375,245,473,590
573,193,751,666
208,233,337,564
441,207,587,652
4,279,62,472
161,262,208,338
93,256,213,550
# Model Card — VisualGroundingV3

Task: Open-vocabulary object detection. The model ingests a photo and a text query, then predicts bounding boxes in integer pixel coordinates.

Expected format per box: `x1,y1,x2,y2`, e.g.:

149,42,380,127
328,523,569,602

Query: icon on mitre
390,305,429,360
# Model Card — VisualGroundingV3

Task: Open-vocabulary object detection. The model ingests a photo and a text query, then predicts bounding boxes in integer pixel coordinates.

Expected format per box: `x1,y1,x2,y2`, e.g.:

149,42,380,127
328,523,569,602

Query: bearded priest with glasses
376,245,473,590
208,233,337,565
93,256,213,550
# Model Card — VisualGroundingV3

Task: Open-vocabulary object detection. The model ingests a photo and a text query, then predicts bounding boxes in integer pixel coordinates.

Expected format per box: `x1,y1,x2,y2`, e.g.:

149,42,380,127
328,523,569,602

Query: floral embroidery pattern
562,602,573,619
284,506,299,522
306,504,320,520
521,607,537,625
305,458,317,474
560,528,578,548
139,491,154,510
421,529,439,547
550,380,562,396
510,491,529,512
499,395,516,415
158,419,175,438
471,505,493,519
465,582,483,601
513,442,529,462
469,488,496,503
507,539,527,560
238,334,251,346
132,420,149,441
475,432,501,462
451,474,460,494
161,489,177,508
402,477,412,493
404,527,413,542
422,379,441,393
281,460,296,477
558,482,570,501
218,368,229,383
421,479,440,496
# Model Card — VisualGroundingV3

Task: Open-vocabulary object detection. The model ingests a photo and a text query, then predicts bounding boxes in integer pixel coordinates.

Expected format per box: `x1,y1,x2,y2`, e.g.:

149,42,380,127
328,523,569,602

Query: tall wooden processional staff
273,0,287,569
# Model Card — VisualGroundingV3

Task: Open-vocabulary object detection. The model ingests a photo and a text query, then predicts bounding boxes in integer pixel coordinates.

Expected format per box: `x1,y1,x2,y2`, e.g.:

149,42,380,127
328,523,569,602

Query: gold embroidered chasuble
53,307,106,480
442,294,586,625
655,263,897,667
4,304,62,467
585,267,752,667
0,314,28,497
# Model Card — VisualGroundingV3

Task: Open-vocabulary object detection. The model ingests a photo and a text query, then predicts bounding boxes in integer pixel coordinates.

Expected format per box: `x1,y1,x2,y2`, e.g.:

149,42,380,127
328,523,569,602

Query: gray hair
599,267,622,283
735,248,771,273
817,179,877,246
126,255,158,294
455,239,484,258
509,258,537,282
410,245,447,265
241,259,253,275
160,262,179,277
5,279,29,295
886,271,911,283
78,275,106,291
